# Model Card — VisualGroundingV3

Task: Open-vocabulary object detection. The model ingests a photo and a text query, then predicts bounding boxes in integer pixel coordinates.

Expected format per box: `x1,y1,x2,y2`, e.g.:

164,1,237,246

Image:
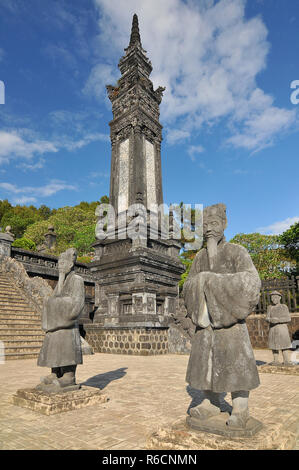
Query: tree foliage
279,222,299,266
229,233,293,279
0,200,54,238
22,199,108,256
12,237,36,251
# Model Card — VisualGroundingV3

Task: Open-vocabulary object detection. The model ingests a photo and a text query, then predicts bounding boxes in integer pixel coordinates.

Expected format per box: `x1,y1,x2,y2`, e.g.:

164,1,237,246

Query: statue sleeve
183,253,210,328
268,304,292,324
203,246,261,328
45,276,85,332
265,305,272,323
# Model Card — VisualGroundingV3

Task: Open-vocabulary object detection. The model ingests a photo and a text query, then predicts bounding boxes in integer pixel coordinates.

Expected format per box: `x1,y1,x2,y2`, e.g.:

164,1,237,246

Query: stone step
0,304,38,311
0,319,41,325
0,284,21,290
0,292,26,298
4,352,39,360
0,301,34,308
2,340,43,348
0,294,29,299
0,334,44,341
0,305,39,315
4,345,41,354
0,323,44,336
0,314,40,321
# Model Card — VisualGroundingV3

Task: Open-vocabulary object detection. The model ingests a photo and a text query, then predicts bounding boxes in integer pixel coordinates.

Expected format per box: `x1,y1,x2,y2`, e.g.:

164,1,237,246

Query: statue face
58,251,76,274
271,294,281,305
203,215,225,242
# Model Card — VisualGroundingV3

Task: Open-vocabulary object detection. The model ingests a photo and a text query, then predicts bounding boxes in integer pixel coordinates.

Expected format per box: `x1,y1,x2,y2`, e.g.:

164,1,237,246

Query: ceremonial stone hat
270,290,282,297
203,203,227,228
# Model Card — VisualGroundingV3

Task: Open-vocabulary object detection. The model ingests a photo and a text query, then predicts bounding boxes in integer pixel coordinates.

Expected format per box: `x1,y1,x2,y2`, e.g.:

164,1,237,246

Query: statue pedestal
186,413,262,438
11,386,108,415
146,415,297,450
258,363,299,376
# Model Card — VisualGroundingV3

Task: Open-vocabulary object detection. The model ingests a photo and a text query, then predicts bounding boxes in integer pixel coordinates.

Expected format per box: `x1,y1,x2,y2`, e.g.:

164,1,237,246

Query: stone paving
0,350,298,450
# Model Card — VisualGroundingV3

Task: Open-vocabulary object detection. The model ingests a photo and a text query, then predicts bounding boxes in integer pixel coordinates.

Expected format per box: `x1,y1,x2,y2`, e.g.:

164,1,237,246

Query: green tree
73,225,96,255
12,237,36,251
0,199,12,224
38,205,52,220
279,222,299,275
24,206,97,256
230,233,292,279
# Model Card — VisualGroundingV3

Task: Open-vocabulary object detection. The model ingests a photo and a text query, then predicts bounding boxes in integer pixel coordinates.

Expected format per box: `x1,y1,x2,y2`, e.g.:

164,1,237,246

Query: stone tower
107,13,165,214
91,14,184,335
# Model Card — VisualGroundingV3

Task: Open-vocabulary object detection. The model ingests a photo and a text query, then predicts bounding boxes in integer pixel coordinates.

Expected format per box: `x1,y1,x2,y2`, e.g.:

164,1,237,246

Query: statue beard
57,272,66,295
206,236,221,270
57,261,73,294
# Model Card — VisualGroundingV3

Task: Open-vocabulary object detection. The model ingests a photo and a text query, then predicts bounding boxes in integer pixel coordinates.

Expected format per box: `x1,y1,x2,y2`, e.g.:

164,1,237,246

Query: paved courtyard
0,350,298,450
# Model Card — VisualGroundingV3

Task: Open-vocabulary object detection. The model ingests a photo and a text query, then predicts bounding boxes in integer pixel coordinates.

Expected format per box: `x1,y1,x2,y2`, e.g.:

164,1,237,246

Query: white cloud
257,217,299,235
0,180,77,204
0,129,109,166
83,64,118,101
14,196,38,205
167,129,190,145
0,131,58,164
18,158,46,171
89,0,297,152
90,171,109,178
188,145,205,162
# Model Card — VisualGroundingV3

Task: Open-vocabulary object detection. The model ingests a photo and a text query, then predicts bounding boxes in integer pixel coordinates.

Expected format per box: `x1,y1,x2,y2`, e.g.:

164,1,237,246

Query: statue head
203,203,227,243
270,291,282,305
58,248,77,275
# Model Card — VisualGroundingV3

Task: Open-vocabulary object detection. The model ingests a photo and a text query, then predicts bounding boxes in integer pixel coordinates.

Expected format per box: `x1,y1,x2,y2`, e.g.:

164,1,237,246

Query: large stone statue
36,248,85,391
266,291,292,366
183,204,261,429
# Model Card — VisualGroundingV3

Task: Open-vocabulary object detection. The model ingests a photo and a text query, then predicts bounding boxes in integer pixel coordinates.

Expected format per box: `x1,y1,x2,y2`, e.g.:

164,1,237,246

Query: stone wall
246,314,299,349
84,326,168,356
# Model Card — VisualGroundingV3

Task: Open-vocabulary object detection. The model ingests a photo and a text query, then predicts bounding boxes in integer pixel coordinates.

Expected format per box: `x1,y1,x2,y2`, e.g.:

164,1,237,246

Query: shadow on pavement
186,385,232,415
81,367,128,390
256,360,267,366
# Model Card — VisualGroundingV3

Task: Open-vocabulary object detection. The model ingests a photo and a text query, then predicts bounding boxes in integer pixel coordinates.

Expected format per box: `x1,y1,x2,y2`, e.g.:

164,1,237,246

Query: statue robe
183,239,261,393
38,271,85,368
266,304,292,350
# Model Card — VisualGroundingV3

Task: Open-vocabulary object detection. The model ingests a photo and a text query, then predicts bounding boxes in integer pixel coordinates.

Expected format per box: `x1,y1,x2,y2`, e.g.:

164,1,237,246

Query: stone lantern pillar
0,226,15,258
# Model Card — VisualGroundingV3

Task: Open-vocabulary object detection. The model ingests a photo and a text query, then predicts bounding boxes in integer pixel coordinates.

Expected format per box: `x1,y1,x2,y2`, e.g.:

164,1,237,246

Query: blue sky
0,0,298,241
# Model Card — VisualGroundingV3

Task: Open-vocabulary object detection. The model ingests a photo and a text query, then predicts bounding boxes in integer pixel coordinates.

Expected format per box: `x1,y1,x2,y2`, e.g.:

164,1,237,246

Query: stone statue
183,203,261,429
5,226,15,240
37,225,57,254
36,248,85,392
266,291,292,366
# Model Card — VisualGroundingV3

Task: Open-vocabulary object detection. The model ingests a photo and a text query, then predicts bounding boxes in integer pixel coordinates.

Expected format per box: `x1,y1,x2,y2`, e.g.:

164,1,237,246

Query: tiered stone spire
92,14,183,330
106,13,165,215
129,13,142,48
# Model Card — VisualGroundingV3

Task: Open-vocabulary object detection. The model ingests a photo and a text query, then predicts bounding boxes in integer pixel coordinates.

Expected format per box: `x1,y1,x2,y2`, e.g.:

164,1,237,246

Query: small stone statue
266,291,292,366
183,204,261,431
37,225,57,253
5,226,15,241
36,248,85,392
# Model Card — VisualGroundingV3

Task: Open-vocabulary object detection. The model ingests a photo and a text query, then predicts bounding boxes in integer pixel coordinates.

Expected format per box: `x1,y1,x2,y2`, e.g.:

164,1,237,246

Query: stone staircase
0,273,44,360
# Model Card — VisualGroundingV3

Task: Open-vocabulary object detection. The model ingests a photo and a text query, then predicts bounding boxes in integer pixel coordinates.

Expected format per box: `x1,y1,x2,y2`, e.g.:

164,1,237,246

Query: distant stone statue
36,248,85,392
183,203,261,430
37,225,57,254
266,291,292,366
5,226,15,241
